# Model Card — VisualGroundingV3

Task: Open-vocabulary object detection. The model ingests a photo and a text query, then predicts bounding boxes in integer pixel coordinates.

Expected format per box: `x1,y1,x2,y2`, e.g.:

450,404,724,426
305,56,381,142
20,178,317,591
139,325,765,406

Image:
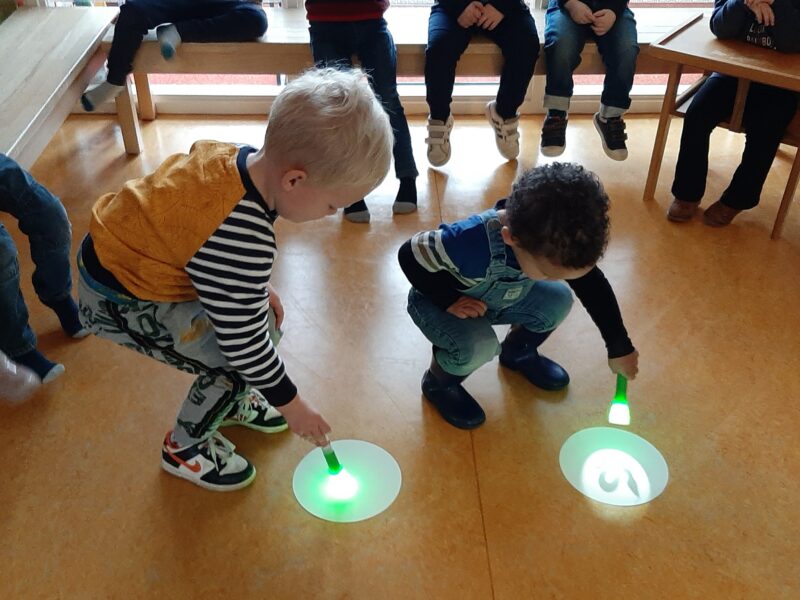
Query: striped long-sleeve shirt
186,197,296,406
90,141,297,406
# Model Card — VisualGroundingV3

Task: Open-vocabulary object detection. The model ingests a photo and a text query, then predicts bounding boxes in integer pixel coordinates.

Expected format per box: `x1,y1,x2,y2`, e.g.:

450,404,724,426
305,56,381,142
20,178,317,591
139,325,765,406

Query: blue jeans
309,19,418,179
425,5,539,121
543,0,639,116
0,155,73,357
406,211,573,377
106,0,267,85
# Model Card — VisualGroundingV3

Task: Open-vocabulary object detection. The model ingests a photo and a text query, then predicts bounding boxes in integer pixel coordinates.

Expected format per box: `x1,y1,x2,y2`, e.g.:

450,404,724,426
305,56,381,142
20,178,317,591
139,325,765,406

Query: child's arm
398,239,465,310
710,0,753,39
567,266,637,374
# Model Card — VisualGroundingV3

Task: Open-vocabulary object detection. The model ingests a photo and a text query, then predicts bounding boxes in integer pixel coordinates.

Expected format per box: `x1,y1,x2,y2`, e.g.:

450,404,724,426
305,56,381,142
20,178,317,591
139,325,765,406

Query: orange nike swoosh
168,449,202,473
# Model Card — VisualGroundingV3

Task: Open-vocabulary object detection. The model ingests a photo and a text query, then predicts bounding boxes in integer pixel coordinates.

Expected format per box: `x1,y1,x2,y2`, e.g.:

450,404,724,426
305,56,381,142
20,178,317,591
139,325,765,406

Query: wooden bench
103,6,703,155
0,6,117,169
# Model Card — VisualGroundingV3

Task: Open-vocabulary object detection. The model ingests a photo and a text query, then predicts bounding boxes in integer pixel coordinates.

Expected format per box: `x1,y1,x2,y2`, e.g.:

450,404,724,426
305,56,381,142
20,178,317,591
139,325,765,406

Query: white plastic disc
559,427,669,507
293,439,402,523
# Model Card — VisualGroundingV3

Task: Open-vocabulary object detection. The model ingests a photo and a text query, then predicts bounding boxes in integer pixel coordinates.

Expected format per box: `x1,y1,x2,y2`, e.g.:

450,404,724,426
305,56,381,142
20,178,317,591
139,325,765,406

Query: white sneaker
161,431,256,492
485,101,520,160
426,115,454,167
220,388,288,433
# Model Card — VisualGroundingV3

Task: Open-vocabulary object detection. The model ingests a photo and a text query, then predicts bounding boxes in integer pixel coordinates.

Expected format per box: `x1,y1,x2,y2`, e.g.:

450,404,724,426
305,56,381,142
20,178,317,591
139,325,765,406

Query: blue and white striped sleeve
185,199,297,406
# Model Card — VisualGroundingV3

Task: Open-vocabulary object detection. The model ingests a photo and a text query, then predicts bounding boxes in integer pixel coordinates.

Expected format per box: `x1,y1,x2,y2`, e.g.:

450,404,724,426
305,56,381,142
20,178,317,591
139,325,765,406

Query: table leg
643,63,683,202
728,79,750,133
771,148,800,240
133,73,156,121
116,75,142,155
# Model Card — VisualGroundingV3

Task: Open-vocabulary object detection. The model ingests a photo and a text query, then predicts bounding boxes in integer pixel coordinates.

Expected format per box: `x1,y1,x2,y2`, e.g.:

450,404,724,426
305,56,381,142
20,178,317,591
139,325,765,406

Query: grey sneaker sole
392,201,417,215
540,144,566,158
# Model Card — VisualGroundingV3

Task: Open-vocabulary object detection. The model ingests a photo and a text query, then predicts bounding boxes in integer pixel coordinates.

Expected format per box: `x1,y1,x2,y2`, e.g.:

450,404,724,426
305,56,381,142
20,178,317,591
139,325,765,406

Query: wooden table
642,13,800,237
0,6,118,169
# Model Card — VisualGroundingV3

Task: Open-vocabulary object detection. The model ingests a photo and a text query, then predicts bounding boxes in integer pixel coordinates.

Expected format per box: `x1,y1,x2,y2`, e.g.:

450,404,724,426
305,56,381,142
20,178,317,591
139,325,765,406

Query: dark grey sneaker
593,113,628,161
541,114,568,157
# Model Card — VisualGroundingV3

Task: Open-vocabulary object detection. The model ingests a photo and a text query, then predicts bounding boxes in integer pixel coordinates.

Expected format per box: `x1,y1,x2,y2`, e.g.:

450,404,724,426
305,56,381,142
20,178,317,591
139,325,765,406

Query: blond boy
77,68,393,491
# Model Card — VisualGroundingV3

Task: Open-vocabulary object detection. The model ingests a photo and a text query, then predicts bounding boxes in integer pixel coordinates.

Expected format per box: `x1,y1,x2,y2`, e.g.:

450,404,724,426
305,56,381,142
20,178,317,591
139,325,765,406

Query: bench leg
771,148,800,240
643,63,683,202
133,73,156,121
116,76,143,155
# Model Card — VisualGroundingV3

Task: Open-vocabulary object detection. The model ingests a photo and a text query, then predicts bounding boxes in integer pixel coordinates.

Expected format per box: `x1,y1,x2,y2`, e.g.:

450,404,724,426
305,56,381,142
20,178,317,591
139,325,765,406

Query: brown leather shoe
667,198,699,222
703,201,741,227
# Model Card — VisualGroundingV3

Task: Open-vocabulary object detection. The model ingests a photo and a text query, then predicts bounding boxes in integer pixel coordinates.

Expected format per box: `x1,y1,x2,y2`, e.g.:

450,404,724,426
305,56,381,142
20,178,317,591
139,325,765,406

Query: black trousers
671,73,798,210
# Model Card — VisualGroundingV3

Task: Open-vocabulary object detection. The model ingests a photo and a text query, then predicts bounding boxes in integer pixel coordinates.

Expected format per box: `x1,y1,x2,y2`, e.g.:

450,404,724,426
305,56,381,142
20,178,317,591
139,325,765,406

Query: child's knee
541,282,574,329
237,6,268,38
450,335,500,373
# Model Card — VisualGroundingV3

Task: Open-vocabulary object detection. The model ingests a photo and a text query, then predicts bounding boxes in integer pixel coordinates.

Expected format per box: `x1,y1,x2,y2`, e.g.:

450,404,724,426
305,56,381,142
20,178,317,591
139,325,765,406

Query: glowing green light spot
322,468,359,502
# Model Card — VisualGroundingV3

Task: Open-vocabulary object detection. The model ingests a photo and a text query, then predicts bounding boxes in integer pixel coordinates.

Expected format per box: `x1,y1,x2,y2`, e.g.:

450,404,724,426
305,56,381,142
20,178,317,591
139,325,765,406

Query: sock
392,177,418,215
47,297,89,338
14,349,65,383
547,109,567,119
343,199,370,223
81,81,124,112
157,24,182,60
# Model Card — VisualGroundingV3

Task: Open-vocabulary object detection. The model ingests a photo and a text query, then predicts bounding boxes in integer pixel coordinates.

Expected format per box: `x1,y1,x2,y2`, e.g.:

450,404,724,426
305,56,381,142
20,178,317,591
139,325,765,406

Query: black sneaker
161,431,256,491
541,114,568,157
593,113,628,161
220,388,288,433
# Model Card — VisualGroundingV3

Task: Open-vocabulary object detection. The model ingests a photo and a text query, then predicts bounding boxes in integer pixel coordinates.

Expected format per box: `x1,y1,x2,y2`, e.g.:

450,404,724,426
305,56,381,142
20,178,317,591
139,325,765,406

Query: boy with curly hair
398,162,638,429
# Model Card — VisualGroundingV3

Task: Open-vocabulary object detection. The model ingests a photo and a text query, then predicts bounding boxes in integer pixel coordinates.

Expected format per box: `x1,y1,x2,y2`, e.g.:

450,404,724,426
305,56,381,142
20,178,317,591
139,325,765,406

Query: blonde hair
264,67,394,191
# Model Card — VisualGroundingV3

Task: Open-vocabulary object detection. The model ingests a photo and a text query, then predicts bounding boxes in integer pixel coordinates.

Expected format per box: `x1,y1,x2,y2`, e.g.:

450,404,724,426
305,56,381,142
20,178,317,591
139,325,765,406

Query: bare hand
477,4,505,30
565,0,595,25
458,1,485,28
446,296,488,319
591,9,617,36
745,0,773,9
267,283,284,330
279,395,331,446
751,2,775,25
608,350,639,380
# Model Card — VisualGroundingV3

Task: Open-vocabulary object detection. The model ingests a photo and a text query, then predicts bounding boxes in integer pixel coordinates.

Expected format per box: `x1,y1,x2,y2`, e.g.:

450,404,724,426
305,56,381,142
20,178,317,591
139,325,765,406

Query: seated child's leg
357,19,419,213
542,1,588,156
172,0,268,44
718,84,799,212
425,7,472,123
592,9,639,161
483,10,539,122
407,289,498,429
669,74,738,216
82,0,178,111
496,281,573,391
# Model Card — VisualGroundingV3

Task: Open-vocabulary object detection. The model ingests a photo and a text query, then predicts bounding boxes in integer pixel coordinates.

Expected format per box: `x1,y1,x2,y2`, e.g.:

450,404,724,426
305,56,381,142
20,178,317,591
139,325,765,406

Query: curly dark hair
505,163,610,268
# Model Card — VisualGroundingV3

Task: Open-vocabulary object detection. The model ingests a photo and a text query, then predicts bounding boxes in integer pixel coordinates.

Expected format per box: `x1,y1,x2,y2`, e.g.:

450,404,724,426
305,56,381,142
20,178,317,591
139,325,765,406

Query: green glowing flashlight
321,442,343,474
607,374,631,426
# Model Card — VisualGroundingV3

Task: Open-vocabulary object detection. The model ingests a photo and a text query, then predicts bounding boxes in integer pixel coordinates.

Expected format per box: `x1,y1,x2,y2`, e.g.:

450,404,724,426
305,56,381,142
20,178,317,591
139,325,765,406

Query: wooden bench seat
0,6,117,169
102,6,703,155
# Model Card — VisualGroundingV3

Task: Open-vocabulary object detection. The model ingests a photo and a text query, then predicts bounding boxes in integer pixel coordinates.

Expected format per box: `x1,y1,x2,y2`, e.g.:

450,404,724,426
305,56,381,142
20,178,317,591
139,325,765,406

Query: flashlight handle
321,442,342,474
615,373,628,400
